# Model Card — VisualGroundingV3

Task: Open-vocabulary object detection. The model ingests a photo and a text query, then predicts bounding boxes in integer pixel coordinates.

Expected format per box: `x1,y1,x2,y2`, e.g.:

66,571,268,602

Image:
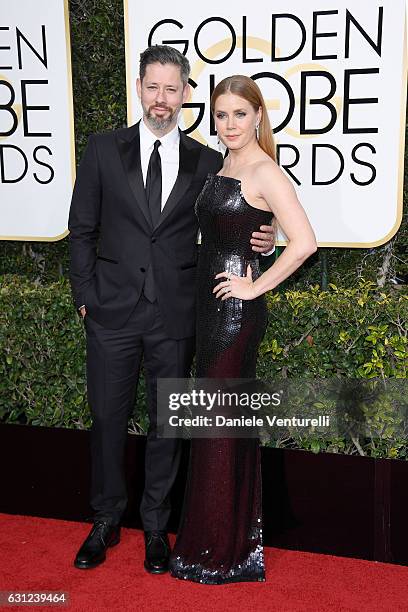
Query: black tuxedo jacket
68,121,223,338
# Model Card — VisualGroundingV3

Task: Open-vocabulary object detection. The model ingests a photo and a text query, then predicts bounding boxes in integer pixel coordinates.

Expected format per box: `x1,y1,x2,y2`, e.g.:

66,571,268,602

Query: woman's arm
214,161,317,300
251,160,317,296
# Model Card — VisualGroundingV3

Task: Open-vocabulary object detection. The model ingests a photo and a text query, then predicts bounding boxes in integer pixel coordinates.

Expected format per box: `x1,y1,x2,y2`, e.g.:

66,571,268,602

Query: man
68,45,274,574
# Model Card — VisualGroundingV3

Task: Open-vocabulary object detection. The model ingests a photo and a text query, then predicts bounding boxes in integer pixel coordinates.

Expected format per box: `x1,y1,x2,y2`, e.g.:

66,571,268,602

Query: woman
169,75,317,584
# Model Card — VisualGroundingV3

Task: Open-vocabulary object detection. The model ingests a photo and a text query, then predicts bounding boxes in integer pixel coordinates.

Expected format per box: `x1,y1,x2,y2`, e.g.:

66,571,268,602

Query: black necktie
145,140,162,226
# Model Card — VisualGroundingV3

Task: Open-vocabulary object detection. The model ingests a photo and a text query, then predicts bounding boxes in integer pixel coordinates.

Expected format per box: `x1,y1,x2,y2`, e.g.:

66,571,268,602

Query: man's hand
80,306,87,319
251,223,275,254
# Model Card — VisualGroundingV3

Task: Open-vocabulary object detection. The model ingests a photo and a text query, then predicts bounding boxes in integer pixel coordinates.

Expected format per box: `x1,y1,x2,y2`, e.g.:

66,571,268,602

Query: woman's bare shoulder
252,158,293,191
252,158,281,176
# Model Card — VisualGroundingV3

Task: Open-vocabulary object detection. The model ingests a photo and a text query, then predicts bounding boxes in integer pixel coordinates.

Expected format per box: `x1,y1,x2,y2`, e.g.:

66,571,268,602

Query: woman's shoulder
251,158,295,196
240,156,278,179
252,157,280,176
250,158,284,185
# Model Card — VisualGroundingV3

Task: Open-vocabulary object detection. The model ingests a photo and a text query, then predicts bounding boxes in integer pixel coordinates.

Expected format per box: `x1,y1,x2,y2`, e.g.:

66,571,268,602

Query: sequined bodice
194,172,273,377
195,173,273,258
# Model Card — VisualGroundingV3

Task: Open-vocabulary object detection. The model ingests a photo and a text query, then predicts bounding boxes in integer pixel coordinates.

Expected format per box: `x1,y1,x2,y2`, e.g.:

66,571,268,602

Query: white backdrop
124,0,407,247
0,0,74,241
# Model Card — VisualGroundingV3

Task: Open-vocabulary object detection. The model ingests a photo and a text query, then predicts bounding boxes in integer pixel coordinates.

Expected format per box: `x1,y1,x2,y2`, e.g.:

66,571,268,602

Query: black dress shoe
144,530,170,574
74,520,121,569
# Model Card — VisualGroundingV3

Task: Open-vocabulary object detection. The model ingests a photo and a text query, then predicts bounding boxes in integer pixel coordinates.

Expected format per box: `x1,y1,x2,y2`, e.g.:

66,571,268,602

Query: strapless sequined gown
169,173,273,584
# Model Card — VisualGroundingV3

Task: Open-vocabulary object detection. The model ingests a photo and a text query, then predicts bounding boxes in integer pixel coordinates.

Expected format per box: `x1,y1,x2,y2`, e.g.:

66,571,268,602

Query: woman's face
213,92,261,151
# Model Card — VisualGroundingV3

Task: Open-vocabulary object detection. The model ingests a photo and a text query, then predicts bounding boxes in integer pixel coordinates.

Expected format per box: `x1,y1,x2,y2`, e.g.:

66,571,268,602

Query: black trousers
84,295,195,530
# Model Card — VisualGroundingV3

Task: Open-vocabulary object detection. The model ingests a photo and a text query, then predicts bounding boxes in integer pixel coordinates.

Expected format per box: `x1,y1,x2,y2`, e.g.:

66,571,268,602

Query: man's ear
136,77,142,100
182,82,191,104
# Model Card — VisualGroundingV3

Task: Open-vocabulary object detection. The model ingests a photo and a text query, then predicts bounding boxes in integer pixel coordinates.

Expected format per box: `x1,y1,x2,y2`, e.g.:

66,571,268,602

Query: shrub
1,275,406,457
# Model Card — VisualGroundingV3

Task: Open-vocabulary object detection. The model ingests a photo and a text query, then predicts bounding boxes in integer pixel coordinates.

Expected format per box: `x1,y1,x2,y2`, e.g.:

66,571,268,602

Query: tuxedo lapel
116,122,152,228
155,130,201,231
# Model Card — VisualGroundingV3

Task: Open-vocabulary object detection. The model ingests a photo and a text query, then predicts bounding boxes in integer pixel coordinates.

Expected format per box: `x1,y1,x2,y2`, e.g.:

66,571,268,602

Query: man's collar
140,117,180,149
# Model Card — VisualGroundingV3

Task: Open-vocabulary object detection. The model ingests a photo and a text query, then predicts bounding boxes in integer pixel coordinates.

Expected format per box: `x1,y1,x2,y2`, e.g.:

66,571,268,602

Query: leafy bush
258,282,407,457
1,276,406,457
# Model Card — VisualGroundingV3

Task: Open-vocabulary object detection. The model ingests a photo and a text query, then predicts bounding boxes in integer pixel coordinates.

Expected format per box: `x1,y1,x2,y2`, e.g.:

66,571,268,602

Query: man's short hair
139,45,190,86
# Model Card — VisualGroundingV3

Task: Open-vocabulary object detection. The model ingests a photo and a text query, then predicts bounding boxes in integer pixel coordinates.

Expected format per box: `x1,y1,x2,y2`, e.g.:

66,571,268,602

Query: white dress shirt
139,118,180,210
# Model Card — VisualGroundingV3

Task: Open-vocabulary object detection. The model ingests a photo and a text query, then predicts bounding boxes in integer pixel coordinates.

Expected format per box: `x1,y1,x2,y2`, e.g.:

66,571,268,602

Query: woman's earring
255,123,260,139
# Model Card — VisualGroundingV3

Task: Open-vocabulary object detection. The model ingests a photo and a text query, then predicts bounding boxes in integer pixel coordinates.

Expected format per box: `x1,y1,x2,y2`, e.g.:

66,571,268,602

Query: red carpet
1,513,408,611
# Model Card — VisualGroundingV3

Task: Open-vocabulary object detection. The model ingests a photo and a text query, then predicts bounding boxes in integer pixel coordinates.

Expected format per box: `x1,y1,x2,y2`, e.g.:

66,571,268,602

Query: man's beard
144,104,179,131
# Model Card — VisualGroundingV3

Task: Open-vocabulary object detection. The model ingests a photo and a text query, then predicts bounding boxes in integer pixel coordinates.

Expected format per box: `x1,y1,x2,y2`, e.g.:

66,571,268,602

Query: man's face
137,62,190,133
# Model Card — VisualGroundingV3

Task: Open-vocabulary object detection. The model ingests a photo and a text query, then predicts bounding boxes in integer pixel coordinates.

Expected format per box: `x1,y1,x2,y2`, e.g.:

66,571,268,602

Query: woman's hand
213,265,258,300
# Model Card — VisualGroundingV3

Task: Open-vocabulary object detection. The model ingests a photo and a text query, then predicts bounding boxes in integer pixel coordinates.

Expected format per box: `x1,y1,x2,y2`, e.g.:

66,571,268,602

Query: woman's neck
224,139,262,173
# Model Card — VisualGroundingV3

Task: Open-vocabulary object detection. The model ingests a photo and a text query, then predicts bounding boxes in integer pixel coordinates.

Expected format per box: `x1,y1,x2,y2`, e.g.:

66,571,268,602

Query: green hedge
1,276,406,457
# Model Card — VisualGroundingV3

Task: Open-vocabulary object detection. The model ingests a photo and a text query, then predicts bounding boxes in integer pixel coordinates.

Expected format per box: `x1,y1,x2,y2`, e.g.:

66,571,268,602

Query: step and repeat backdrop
0,0,75,241
125,0,407,247
0,0,407,245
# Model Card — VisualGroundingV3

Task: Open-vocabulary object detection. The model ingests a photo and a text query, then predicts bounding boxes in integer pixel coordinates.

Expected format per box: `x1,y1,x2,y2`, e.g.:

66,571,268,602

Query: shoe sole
143,560,169,574
73,535,120,569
